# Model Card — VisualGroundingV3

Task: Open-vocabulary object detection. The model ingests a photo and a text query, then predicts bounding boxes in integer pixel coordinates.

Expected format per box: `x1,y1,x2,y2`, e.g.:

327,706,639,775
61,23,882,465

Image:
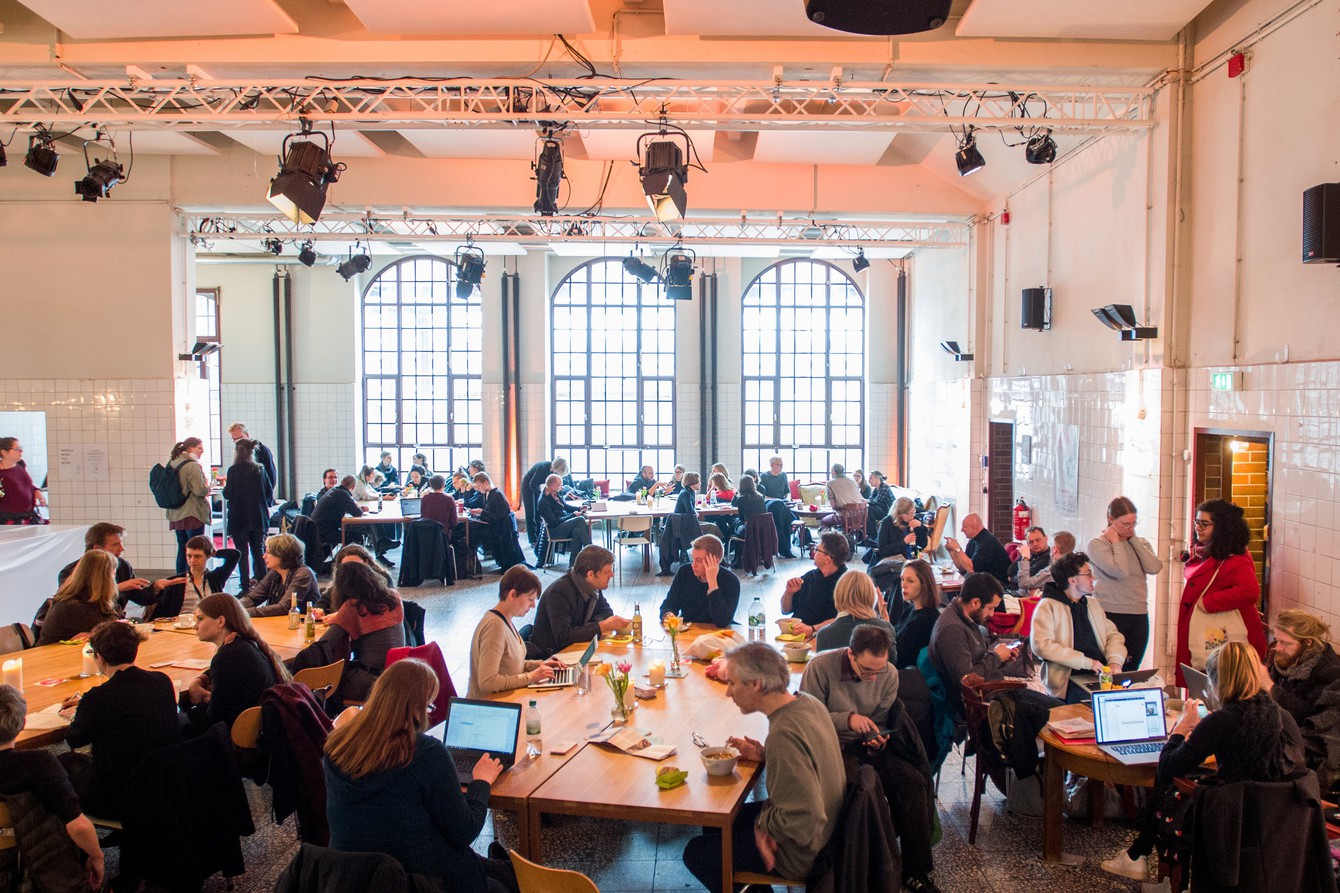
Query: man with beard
928,572,1020,713
1029,551,1127,703
1259,610,1340,790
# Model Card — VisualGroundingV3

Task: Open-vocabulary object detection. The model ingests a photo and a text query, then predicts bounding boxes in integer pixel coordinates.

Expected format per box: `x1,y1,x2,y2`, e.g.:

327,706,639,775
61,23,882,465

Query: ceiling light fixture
24,126,60,177
623,253,660,284
939,340,974,361
955,127,985,177
297,240,317,267
266,122,345,225
662,247,696,301
454,245,486,299
852,248,870,272
638,132,691,221
533,136,564,217
337,246,371,281
1025,131,1057,165
1090,304,1158,340
262,237,284,256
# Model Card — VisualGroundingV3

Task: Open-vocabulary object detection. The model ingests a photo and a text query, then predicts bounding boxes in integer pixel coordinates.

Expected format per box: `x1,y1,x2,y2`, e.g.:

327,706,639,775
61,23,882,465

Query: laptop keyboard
550,666,574,686
1111,742,1164,755
453,754,479,776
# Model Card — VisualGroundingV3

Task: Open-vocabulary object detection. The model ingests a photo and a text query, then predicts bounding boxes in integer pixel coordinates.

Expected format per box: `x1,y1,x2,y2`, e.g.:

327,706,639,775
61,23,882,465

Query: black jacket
153,548,240,619
966,528,1011,586
253,440,278,496
535,491,581,536
658,564,740,627
1270,646,1340,729
876,516,928,560
866,483,894,523
399,519,455,587
673,488,696,515
311,486,363,546
223,461,273,535
520,460,555,541
274,843,426,893
529,570,614,659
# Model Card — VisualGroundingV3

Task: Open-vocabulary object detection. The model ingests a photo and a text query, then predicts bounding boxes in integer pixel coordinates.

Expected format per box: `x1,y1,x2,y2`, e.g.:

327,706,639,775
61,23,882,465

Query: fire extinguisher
1013,497,1032,542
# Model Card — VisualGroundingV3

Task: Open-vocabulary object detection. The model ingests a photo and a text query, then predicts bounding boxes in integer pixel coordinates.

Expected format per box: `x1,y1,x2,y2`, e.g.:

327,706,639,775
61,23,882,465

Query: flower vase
611,696,634,724
666,637,688,678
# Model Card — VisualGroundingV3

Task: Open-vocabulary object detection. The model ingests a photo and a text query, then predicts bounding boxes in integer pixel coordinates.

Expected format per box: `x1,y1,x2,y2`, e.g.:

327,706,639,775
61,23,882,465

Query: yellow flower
590,661,611,677
665,615,682,632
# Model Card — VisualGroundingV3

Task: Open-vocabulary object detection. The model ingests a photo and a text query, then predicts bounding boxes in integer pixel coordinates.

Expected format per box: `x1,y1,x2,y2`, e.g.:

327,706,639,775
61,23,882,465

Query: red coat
1175,551,1266,687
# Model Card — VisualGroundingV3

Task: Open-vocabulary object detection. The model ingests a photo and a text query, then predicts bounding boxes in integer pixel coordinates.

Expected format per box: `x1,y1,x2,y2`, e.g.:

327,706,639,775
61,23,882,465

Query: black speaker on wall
1303,183,1340,264
803,0,952,35
1021,287,1052,331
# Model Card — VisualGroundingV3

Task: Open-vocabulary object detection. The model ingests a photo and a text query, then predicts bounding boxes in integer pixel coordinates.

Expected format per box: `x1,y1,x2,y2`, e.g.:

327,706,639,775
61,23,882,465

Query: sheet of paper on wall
57,443,84,481
82,444,108,482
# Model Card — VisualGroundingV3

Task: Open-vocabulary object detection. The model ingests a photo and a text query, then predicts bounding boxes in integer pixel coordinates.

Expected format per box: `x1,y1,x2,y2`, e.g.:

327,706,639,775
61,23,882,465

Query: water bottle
525,699,542,759
631,603,643,644
288,601,301,630
748,598,766,643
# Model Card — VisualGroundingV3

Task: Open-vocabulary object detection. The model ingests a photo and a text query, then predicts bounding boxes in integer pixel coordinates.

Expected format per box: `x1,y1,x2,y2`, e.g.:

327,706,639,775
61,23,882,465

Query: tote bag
1186,561,1249,669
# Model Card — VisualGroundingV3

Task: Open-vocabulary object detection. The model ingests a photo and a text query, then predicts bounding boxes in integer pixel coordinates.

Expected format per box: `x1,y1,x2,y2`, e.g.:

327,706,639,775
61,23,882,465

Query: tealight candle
1,658,21,691
80,644,98,678
648,660,666,687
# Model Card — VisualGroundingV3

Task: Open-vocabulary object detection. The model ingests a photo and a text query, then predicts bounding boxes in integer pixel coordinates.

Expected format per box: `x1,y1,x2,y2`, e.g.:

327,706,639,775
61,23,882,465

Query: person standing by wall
1088,497,1162,672
165,437,211,575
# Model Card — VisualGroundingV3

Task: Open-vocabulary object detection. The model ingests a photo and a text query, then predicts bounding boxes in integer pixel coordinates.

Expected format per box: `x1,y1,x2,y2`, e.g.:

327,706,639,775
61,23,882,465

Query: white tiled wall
223,382,357,500
907,376,976,517
0,411,48,487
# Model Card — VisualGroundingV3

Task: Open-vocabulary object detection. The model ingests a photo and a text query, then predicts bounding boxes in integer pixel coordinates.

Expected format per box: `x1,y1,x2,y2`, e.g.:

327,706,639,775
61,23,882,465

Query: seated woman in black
727,474,769,546
673,472,700,515
153,534,239,619
37,551,123,645
874,496,929,562
665,464,687,495
324,659,518,892
894,560,942,667
183,593,291,734
304,561,406,703
239,533,319,617
780,531,849,636
1101,640,1307,881
59,620,179,819
658,472,703,576
865,470,894,536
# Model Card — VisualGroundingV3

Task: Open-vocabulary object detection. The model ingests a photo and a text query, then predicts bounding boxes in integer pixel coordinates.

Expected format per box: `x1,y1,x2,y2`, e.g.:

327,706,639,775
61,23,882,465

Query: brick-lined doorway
1192,429,1273,614
987,421,1015,541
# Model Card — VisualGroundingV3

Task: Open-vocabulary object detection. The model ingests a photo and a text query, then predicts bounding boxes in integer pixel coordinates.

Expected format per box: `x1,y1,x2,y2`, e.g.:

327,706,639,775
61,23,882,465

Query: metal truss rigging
1,77,1152,135
183,212,969,249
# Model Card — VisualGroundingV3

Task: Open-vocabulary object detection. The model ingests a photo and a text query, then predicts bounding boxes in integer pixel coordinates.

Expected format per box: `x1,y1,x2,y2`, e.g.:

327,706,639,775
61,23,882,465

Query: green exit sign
1210,371,1242,391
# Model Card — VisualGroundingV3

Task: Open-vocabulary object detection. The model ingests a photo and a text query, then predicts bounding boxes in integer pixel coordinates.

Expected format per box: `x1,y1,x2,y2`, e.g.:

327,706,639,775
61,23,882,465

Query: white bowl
134,623,154,637
783,644,810,663
700,746,739,776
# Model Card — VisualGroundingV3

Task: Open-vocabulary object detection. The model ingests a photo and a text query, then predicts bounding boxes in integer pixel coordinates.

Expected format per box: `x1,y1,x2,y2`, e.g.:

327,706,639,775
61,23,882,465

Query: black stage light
74,158,124,202
852,248,870,272
337,251,371,281
533,138,564,216
939,340,973,361
955,128,985,177
638,134,690,221
25,133,60,177
454,246,486,299
663,250,696,301
267,129,344,225
262,238,284,256
298,240,317,267
1025,131,1057,165
623,254,660,284
0,142,7,167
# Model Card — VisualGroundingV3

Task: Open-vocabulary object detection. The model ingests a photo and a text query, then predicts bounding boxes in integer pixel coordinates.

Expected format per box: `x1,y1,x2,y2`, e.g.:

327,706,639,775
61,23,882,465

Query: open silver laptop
399,496,422,517
1092,687,1169,766
442,697,520,777
530,636,598,689
1180,663,1222,711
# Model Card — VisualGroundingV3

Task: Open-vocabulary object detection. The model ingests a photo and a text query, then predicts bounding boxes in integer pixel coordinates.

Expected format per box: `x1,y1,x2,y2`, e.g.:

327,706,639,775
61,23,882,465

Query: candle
80,644,98,678
648,660,666,687
1,659,21,691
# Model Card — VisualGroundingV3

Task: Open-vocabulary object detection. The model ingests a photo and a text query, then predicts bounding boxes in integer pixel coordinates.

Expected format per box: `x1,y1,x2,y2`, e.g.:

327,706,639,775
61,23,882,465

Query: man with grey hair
0,685,105,889
520,456,571,548
227,422,277,496
534,473,591,566
682,643,845,890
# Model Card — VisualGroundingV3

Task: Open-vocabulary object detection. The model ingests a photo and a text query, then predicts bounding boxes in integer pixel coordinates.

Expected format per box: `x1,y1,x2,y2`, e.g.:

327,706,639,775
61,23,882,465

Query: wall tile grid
866,382,898,478
907,377,976,518
1185,361,1340,631
223,382,354,500
0,379,180,569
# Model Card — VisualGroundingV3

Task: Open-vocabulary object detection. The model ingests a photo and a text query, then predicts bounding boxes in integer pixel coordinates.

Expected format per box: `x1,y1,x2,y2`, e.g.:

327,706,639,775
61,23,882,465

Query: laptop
442,697,521,777
399,496,422,516
1092,687,1169,766
1180,663,1222,711
530,636,599,689
1081,667,1160,692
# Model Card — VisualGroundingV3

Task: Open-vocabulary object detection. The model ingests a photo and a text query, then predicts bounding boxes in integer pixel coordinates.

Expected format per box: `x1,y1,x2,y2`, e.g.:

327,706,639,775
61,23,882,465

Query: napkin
776,633,807,643
604,635,634,645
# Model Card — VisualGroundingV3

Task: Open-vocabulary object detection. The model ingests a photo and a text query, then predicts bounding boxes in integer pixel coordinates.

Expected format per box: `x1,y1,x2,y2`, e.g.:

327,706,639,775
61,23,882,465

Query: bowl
783,643,810,663
699,746,739,776
134,623,154,637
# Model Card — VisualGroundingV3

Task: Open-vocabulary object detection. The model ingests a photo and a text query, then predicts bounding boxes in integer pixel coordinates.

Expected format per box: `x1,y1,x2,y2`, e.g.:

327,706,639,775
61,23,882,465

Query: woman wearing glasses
1030,552,1127,703
1088,496,1162,672
1174,498,1267,687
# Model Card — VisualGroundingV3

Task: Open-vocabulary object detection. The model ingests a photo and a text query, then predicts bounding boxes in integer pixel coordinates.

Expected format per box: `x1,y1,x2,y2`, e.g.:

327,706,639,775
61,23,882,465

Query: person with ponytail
165,437,211,574
183,592,290,734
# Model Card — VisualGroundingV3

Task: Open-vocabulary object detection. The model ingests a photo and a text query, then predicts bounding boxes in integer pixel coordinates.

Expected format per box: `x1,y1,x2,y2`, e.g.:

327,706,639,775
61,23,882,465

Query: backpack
149,460,189,509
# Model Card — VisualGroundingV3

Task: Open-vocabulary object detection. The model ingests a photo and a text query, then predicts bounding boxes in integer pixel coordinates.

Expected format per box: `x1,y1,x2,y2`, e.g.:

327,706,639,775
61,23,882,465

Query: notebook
1092,687,1169,766
531,636,599,688
399,497,422,517
1180,663,1222,711
442,697,520,777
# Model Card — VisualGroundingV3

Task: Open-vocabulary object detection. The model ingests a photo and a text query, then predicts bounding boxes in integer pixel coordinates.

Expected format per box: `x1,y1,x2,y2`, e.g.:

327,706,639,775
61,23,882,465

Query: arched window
552,259,676,486
361,257,482,475
742,259,864,482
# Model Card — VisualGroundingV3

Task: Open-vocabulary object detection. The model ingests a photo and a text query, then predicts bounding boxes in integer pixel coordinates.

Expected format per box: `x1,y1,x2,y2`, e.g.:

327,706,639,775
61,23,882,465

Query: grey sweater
928,598,1002,712
798,648,899,746
1087,535,1162,614
759,693,847,881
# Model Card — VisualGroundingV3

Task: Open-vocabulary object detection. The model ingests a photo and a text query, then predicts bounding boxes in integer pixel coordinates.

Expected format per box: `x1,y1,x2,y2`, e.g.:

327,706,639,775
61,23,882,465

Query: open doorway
1192,429,1273,614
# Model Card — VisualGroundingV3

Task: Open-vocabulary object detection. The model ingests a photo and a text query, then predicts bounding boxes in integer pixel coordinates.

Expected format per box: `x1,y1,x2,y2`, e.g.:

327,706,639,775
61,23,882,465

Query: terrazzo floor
105,541,1150,892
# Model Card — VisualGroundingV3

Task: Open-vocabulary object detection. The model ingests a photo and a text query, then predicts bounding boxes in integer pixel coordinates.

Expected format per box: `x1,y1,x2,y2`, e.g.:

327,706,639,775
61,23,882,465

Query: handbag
1186,561,1248,669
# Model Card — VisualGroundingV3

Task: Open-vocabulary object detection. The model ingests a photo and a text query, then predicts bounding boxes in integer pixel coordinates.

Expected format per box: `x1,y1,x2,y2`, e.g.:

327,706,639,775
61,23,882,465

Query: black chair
274,843,423,893
729,513,779,576
293,515,329,576
398,519,455,587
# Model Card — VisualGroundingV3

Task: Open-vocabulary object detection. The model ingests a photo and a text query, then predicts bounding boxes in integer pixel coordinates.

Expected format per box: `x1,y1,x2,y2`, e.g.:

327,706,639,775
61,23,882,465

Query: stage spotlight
663,249,696,301
454,246,486,299
533,137,564,216
25,130,60,177
852,248,870,273
262,238,284,256
955,128,985,177
298,241,317,267
74,159,124,202
623,253,660,284
266,128,344,225
337,251,371,281
1025,131,1057,165
1090,304,1158,340
939,340,973,361
0,142,7,167
638,133,690,221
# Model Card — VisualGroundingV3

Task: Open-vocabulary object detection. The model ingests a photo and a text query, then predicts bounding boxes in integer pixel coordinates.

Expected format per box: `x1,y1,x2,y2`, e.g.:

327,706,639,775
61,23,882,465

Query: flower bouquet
597,660,636,723
664,615,688,678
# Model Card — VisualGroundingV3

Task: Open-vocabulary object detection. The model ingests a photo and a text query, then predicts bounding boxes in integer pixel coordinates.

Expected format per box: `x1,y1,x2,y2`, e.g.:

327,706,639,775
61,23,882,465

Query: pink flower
617,661,632,675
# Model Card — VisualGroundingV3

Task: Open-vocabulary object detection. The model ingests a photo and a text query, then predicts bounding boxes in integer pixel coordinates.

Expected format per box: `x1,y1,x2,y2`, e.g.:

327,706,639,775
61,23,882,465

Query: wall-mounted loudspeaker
803,0,951,35
1303,183,1340,264
1021,287,1052,330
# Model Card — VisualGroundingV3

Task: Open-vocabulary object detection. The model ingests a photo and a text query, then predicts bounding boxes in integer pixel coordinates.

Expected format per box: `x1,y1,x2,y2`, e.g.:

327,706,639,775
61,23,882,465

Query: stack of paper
589,726,677,761
1047,716,1095,737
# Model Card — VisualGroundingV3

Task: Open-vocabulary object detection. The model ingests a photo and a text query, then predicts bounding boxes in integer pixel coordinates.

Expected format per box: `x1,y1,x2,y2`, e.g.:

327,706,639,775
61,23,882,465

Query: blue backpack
149,460,189,509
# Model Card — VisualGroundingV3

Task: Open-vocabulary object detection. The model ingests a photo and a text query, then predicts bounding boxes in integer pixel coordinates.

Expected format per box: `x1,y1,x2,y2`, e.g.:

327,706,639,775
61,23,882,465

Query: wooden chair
0,622,34,656
293,660,345,703
734,871,805,891
614,515,653,583
960,672,1028,844
230,705,263,749
509,849,600,893
836,503,868,549
0,801,15,852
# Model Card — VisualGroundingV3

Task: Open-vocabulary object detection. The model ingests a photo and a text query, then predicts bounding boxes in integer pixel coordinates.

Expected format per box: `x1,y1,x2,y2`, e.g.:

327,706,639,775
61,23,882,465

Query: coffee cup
177,613,195,629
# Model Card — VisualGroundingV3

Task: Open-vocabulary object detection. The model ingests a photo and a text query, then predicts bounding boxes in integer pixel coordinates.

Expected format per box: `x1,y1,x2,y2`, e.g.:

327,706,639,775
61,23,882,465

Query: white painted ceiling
399,130,544,161
341,0,594,35
956,0,1215,41
223,129,386,159
14,0,297,38
753,132,895,166
577,130,717,164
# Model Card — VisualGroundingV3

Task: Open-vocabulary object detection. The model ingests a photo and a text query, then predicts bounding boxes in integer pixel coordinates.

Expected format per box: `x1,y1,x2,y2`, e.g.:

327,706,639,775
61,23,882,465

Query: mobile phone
861,728,893,742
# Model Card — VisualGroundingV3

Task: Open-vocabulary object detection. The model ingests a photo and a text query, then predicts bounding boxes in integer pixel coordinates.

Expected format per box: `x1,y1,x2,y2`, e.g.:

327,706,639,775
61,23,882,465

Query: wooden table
1039,703,1156,865
341,499,418,545
583,501,738,558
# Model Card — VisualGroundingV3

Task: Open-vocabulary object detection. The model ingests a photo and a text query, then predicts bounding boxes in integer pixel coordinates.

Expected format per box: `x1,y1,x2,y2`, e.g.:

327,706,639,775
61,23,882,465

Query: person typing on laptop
1029,552,1127,703
325,659,520,893
1101,641,1306,881
467,566,565,698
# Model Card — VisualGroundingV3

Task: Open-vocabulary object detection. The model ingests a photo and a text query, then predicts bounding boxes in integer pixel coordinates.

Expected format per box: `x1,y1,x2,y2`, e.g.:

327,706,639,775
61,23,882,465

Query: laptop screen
1092,688,1166,745
443,699,520,755
399,497,422,516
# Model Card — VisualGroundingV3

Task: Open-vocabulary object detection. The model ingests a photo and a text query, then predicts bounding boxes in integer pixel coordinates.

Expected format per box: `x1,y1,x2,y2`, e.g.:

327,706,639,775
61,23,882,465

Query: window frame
194,287,224,465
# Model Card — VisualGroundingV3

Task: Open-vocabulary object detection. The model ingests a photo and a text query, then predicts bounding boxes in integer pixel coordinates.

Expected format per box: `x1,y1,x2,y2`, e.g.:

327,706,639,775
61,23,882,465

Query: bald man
943,513,1011,586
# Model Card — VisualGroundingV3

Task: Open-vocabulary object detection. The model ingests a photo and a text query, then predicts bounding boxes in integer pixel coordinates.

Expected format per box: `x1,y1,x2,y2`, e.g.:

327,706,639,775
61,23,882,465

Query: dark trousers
1107,612,1149,672
682,800,774,893
548,516,592,566
847,747,935,877
232,528,265,587
766,500,796,558
173,526,205,574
